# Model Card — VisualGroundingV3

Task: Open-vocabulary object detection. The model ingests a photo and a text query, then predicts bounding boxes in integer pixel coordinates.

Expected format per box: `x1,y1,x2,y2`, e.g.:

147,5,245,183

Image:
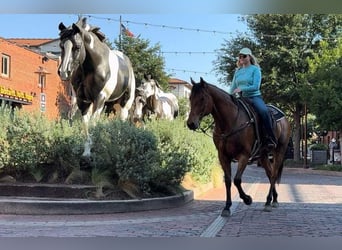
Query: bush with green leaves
0,108,218,196
90,118,161,193
146,118,217,184
0,106,11,169
1,109,84,182
5,111,55,180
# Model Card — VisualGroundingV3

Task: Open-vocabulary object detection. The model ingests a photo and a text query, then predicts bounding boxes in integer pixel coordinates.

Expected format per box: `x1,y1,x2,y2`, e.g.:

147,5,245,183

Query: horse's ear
80,17,88,29
58,22,67,31
190,77,196,85
199,77,207,87
72,23,81,33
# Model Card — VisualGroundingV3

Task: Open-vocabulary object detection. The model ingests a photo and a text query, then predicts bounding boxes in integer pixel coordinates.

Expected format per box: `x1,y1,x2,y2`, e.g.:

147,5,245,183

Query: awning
0,86,33,105
0,95,32,105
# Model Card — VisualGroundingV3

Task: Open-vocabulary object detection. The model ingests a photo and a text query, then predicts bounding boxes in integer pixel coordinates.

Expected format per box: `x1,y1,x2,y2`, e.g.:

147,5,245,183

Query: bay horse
187,77,291,217
58,17,136,159
133,75,179,121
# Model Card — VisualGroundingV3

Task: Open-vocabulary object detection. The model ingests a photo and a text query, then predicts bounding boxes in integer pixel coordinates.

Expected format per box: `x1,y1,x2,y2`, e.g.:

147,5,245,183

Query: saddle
235,96,285,161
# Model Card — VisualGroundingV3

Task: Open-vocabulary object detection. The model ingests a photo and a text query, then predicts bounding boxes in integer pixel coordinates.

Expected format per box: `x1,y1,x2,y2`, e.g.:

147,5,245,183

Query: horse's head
187,77,213,130
140,74,160,98
58,20,86,81
133,88,147,121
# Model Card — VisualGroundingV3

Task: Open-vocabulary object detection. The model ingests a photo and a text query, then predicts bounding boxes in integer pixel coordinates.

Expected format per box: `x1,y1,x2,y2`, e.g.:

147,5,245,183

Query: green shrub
0,106,12,169
90,118,161,193
47,119,84,181
1,109,84,182
309,143,328,150
6,111,55,180
0,108,218,195
146,118,216,184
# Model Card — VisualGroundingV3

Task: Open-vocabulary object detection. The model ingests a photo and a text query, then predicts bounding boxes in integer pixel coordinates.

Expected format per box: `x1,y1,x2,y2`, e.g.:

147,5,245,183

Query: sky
0,14,248,88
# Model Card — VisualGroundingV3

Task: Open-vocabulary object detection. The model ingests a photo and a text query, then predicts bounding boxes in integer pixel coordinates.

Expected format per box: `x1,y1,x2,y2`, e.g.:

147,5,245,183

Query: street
0,164,341,237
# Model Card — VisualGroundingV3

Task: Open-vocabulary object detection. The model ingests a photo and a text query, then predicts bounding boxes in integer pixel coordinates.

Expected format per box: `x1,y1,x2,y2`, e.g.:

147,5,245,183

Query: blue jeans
248,95,274,138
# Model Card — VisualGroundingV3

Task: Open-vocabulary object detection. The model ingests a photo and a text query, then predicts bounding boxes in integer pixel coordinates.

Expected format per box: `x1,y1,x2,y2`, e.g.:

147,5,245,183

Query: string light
80,14,341,77
84,14,340,41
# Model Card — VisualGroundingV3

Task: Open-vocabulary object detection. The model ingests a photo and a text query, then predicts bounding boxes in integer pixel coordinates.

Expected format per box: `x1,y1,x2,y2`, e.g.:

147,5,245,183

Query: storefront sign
0,85,33,104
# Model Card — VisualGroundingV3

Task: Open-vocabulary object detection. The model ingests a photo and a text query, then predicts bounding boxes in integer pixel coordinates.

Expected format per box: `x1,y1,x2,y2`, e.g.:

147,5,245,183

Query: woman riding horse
229,47,277,149
187,77,291,216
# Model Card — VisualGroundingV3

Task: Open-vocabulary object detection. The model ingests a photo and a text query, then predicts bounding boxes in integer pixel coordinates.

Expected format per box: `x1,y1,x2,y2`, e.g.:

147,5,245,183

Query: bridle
195,86,254,140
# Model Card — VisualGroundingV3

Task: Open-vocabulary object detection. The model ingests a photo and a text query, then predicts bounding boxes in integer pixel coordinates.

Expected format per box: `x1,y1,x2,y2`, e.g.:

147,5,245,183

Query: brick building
1,37,193,120
0,37,64,119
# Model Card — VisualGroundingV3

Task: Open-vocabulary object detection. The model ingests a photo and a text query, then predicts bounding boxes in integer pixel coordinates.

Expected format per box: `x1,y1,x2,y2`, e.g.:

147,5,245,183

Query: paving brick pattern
0,165,341,237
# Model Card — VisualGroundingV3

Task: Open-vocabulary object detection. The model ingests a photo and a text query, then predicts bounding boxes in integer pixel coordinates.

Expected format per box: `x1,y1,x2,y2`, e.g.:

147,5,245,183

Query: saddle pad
267,104,285,121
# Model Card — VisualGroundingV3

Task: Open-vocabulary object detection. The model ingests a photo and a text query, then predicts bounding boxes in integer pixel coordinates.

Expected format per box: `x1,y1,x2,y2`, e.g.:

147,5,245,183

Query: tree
111,35,170,89
307,39,342,162
214,14,342,162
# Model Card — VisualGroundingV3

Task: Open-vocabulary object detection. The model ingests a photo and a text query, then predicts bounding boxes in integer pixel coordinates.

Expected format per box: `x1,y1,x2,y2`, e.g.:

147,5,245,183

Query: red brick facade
0,37,63,119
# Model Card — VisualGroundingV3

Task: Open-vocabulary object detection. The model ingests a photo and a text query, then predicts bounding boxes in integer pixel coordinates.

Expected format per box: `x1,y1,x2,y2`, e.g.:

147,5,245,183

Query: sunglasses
239,54,248,59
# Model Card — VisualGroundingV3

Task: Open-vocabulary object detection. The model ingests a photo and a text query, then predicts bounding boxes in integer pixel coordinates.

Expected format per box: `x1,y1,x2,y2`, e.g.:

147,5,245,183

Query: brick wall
0,37,64,119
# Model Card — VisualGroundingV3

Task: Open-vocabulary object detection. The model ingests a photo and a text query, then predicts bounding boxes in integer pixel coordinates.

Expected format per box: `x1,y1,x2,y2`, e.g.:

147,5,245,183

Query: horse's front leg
234,156,252,205
219,155,232,217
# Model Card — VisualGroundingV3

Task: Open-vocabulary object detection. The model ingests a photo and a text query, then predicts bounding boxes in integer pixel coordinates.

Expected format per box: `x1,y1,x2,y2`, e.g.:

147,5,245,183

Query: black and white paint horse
133,75,179,122
58,17,136,158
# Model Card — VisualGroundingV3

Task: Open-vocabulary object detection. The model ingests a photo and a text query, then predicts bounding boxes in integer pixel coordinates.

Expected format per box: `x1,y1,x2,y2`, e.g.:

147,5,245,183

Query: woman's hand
233,87,242,94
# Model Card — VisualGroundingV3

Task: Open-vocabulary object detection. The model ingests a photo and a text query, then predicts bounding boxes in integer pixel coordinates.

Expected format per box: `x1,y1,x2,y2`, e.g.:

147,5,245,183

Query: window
1,54,10,77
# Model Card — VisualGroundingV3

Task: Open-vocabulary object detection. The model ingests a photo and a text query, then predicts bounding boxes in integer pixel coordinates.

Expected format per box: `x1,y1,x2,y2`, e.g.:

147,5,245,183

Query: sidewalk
0,165,340,237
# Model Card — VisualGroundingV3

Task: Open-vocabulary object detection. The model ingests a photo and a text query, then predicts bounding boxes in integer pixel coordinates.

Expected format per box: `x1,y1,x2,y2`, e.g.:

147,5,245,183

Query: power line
161,51,216,55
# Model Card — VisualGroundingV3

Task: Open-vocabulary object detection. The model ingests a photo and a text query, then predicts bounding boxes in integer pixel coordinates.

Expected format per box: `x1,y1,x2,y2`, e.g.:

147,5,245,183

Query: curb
0,190,193,215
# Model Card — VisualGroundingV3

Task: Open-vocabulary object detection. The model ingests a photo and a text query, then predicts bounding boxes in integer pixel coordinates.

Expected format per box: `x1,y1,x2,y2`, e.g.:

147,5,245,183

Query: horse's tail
276,161,284,184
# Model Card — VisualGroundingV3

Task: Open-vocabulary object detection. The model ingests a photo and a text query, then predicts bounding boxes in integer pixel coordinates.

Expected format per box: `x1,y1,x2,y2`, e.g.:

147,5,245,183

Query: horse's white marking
59,40,73,80
134,96,144,119
160,99,173,120
89,34,95,49
82,103,94,157
99,50,135,120
99,50,119,103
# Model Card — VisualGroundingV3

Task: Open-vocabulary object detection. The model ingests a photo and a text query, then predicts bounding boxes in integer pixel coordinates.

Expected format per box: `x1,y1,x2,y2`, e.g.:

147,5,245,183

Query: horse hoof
272,202,279,208
263,205,272,212
244,195,253,205
221,209,231,217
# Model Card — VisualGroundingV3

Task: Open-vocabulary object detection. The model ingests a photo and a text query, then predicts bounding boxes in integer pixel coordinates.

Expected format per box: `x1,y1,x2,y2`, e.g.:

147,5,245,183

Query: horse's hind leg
234,157,252,205
260,156,277,212
120,71,136,121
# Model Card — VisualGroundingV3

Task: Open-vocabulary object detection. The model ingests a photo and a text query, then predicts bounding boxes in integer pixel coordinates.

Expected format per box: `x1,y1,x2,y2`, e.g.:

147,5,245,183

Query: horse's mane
88,27,106,42
193,81,237,105
59,22,106,42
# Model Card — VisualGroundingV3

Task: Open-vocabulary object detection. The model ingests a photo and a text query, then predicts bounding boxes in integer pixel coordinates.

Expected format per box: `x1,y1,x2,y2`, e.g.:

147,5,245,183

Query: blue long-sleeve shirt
228,65,262,97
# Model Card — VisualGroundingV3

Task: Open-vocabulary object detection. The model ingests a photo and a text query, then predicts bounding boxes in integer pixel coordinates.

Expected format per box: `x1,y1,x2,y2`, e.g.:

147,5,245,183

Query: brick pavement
0,164,341,237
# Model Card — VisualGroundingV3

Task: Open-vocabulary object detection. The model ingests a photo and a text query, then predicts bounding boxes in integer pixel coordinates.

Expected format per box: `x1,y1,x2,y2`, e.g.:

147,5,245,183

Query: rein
197,89,255,140
197,120,215,138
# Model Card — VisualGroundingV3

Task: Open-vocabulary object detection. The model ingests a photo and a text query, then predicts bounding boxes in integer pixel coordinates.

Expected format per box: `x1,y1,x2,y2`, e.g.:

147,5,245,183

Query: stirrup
266,137,277,149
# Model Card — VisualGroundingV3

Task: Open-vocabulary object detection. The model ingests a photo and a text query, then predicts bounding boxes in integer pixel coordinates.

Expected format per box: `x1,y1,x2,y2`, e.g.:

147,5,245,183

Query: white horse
133,75,178,122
